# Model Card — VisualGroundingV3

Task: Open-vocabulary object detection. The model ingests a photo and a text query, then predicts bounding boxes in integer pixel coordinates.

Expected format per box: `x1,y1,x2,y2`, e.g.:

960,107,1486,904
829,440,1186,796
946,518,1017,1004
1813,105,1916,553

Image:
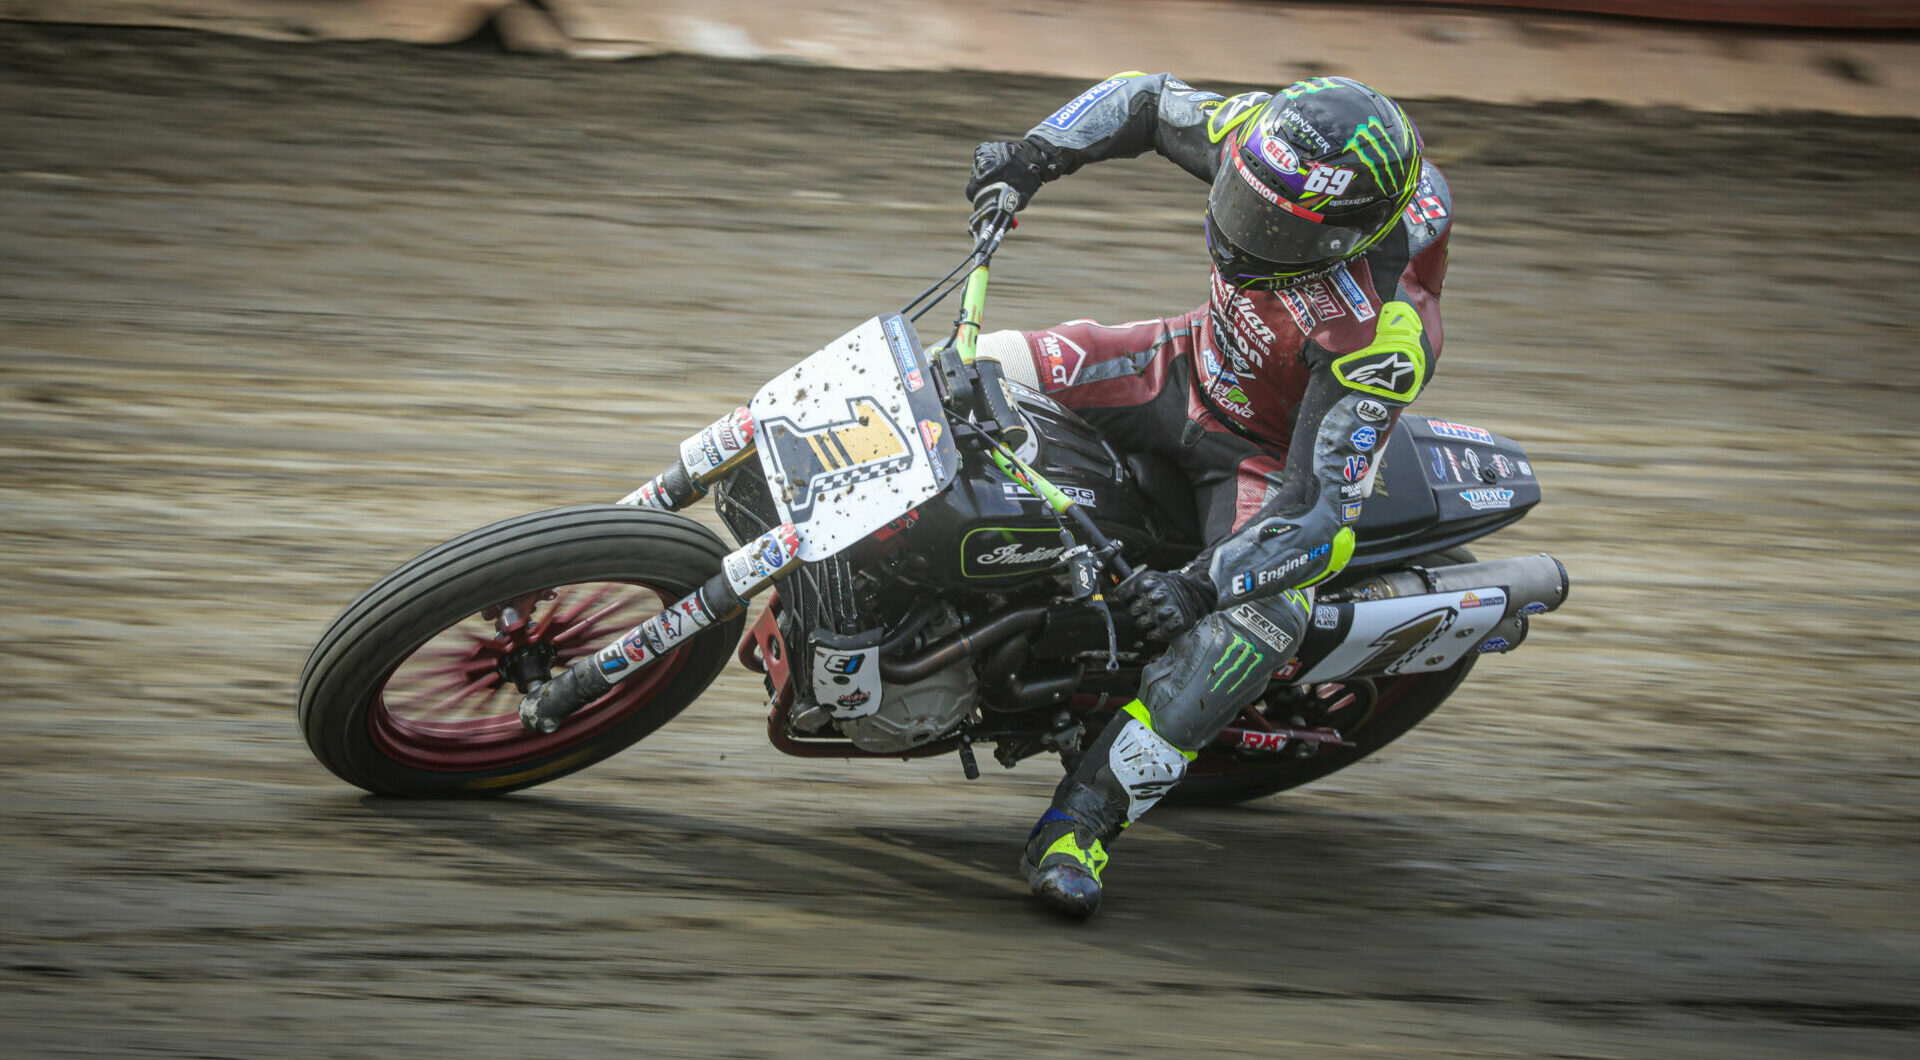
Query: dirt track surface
3,23,1918,1058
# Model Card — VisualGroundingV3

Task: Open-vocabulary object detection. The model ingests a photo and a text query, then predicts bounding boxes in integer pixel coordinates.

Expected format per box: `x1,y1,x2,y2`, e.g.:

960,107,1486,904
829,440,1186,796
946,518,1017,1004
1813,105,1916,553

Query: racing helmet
1206,77,1423,288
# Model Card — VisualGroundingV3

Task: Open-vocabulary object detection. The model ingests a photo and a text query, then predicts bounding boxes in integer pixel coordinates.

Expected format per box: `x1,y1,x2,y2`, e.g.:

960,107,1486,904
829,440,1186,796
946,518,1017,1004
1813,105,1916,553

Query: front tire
298,505,743,797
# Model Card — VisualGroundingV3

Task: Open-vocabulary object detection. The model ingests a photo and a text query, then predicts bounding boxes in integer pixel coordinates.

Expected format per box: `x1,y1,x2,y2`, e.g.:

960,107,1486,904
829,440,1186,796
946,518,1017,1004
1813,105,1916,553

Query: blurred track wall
1392,1,1920,29
7,0,1917,114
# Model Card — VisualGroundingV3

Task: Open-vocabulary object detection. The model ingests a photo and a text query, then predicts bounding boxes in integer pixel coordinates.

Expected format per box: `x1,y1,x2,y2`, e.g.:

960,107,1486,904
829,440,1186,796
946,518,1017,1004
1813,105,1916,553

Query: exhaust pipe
1289,554,1569,683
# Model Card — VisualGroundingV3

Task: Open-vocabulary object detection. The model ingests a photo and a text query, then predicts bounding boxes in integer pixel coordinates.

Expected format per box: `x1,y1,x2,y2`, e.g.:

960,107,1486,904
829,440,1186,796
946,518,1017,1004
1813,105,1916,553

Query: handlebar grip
968,183,1021,237
972,357,1029,451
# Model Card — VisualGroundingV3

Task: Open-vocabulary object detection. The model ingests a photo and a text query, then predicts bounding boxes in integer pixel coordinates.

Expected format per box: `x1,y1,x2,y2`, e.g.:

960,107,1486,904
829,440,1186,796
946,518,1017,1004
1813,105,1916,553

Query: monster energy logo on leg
1209,634,1267,695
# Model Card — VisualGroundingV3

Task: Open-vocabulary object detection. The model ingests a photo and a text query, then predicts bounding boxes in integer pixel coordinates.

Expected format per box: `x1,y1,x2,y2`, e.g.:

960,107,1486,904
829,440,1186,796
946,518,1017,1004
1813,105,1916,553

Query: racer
965,73,1452,917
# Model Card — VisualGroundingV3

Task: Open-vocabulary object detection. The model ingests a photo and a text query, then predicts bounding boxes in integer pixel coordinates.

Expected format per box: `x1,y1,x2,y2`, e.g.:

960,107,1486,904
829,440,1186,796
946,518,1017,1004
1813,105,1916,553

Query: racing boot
1020,809,1110,918
1019,605,1300,917
1019,700,1192,918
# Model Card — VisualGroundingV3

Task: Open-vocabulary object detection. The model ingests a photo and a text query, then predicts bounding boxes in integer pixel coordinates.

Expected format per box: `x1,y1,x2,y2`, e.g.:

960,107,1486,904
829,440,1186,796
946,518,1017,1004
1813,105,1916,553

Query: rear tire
1166,547,1479,807
298,505,743,797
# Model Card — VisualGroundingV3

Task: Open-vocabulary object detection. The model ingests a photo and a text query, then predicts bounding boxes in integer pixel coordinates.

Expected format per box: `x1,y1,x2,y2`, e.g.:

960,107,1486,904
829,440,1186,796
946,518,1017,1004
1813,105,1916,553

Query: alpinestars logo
761,396,912,521
1333,348,1422,402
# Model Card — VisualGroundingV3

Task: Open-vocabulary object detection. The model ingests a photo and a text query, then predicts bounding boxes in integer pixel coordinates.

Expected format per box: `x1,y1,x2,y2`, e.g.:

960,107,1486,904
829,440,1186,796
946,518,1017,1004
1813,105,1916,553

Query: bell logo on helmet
1258,135,1298,174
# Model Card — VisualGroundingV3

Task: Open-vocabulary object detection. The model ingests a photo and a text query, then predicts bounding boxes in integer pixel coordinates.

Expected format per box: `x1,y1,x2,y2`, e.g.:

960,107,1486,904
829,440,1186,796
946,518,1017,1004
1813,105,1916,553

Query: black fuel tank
848,385,1169,593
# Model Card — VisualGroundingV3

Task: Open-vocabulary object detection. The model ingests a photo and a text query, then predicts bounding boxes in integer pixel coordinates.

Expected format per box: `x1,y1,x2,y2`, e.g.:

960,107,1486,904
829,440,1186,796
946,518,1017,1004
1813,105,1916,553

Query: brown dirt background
2,21,1918,1059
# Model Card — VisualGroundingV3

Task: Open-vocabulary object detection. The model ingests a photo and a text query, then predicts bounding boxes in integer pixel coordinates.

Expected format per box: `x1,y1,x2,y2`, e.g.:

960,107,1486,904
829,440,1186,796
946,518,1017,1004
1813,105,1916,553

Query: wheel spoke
550,597,645,645
537,584,617,634
412,672,511,718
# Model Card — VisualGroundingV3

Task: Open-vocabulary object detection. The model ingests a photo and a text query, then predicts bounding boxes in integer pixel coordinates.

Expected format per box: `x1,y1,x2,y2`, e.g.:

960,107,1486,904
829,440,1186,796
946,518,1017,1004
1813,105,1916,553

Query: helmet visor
1208,148,1371,273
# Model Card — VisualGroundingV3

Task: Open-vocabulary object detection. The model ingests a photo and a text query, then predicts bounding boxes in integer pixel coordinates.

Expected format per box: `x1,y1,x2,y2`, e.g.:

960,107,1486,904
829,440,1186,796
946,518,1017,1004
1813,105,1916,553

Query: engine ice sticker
813,644,883,720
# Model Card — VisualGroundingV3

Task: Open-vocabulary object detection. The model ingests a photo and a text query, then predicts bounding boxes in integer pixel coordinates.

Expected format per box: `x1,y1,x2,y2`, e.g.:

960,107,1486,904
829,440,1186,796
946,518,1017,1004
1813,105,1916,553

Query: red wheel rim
367,581,692,772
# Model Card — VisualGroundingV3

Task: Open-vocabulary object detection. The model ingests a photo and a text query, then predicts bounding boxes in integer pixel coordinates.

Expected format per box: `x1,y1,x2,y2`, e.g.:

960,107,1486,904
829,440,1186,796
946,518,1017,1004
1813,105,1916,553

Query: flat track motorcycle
298,189,1569,803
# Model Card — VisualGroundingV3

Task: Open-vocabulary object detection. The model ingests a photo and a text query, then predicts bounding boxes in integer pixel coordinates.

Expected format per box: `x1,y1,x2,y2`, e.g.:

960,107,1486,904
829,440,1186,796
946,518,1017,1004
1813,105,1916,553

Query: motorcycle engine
833,607,978,752
836,657,979,753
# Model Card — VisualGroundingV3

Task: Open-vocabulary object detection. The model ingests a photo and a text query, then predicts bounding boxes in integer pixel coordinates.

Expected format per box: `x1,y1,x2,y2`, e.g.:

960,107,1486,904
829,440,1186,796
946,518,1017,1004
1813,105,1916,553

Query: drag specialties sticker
1331,264,1375,321
1459,488,1515,511
883,315,925,392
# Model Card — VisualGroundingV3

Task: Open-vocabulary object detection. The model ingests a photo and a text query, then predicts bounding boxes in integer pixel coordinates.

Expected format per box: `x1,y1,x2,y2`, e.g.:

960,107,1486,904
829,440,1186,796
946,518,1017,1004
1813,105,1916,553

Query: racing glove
965,139,1050,209
1113,568,1214,644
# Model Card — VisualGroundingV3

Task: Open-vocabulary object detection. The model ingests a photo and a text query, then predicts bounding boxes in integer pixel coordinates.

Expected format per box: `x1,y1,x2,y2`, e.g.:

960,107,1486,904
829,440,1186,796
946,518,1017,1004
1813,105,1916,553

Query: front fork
518,406,798,733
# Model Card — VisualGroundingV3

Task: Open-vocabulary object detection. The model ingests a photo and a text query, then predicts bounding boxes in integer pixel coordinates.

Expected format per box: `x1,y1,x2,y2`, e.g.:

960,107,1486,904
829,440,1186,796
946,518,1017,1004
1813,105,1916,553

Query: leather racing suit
976,72,1455,908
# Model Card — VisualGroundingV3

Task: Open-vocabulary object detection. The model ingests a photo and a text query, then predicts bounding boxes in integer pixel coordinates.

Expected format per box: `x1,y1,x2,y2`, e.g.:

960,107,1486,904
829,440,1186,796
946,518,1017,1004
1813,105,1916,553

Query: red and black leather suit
976,73,1454,914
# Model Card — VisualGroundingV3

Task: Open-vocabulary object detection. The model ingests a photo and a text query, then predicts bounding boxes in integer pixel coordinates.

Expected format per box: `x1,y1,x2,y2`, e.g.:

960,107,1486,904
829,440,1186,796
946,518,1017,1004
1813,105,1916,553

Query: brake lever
967,183,1021,243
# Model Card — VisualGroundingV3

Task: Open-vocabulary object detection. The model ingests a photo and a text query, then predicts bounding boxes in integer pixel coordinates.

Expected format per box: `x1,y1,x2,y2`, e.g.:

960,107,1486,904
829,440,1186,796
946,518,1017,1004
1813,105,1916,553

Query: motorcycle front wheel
298,505,742,797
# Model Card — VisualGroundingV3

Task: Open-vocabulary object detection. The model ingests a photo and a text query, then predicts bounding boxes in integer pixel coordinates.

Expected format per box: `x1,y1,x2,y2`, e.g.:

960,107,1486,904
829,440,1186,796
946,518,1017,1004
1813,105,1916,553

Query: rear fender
1346,413,1541,572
